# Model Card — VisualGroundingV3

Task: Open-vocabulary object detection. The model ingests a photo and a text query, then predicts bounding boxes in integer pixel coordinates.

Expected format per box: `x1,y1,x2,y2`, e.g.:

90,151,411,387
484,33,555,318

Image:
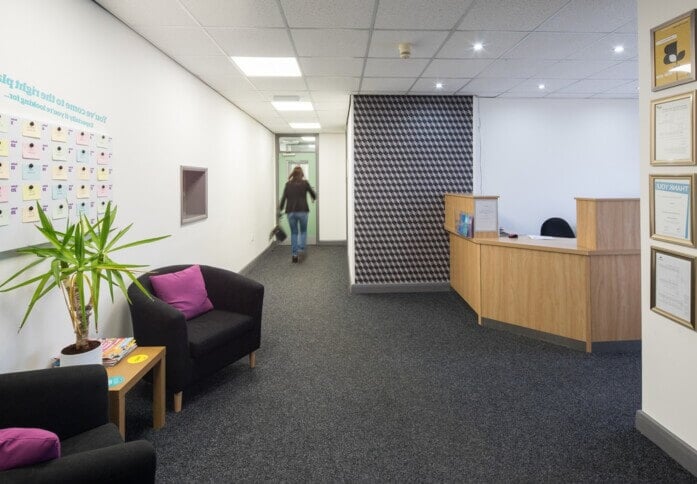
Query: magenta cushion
0,428,61,471
149,265,213,320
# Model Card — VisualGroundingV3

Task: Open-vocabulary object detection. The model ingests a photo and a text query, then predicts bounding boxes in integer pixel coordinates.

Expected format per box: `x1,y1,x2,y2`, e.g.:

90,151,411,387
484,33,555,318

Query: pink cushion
149,265,213,320
0,428,60,471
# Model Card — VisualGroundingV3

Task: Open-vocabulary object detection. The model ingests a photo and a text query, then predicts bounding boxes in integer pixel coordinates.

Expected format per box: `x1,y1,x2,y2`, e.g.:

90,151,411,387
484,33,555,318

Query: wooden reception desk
446,195,640,352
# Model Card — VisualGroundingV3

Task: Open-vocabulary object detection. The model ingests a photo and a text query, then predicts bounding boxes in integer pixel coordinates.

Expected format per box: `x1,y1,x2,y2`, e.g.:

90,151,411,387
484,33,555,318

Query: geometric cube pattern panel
353,95,473,285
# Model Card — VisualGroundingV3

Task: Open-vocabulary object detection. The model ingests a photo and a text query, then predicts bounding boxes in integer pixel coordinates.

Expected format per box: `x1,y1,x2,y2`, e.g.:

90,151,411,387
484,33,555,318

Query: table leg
153,356,165,430
109,392,126,439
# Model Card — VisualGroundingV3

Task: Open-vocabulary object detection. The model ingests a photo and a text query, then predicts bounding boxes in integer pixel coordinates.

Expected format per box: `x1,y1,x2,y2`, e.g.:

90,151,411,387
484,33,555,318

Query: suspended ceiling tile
368,30,449,58
137,26,222,57
557,78,628,93
498,91,548,98
535,60,618,79
248,77,308,91
462,77,525,92
219,89,266,102
602,79,639,94
180,0,284,27
567,33,638,61
422,59,492,78
591,92,638,99
298,58,364,77
207,28,294,57
310,92,352,104
364,58,429,77
258,90,313,102
95,0,197,27
543,92,593,99
615,20,638,34
278,111,320,123
316,110,349,125
458,0,568,31
438,31,527,59
477,58,555,78
281,0,376,28
306,77,360,91
507,78,576,93
205,75,258,94
174,55,245,79
589,61,637,80
502,32,603,60
360,77,415,92
409,78,468,94
313,101,349,112
374,0,474,30
292,29,370,57
537,0,636,33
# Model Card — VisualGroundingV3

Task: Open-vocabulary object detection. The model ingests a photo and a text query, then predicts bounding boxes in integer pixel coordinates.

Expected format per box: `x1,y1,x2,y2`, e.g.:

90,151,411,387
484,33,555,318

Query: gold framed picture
651,10,697,91
649,174,695,246
651,247,695,329
650,91,696,165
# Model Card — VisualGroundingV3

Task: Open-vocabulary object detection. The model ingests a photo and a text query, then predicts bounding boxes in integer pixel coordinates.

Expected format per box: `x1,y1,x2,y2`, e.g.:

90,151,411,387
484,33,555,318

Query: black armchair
0,365,156,484
540,217,575,238
128,265,264,412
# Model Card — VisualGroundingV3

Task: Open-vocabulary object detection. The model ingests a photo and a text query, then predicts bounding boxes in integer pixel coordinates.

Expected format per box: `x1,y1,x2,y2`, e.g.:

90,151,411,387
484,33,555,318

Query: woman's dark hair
288,166,304,181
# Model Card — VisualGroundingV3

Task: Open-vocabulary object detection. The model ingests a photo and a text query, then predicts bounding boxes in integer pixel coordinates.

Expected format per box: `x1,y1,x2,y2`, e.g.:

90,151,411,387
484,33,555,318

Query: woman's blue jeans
287,212,308,256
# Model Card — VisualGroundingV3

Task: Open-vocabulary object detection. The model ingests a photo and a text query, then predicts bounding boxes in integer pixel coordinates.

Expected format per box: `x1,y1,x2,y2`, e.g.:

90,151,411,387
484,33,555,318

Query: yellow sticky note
77,166,90,180
52,126,67,142
22,183,41,201
0,162,8,179
97,167,109,181
0,115,7,133
52,164,68,180
52,144,67,161
76,184,90,199
96,134,109,148
127,354,148,364
22,120,41,138
22,205,39,223
0,139,8,157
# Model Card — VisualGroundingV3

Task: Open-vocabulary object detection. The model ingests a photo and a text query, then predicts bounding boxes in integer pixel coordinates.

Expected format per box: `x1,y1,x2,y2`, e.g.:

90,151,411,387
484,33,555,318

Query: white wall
478,98,640,235
0,1,275,372
639,0,697,451
318,133,346,241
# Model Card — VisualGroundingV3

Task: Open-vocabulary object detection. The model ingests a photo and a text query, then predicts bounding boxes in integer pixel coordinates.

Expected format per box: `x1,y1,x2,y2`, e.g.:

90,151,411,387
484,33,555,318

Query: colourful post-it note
127,354,148,364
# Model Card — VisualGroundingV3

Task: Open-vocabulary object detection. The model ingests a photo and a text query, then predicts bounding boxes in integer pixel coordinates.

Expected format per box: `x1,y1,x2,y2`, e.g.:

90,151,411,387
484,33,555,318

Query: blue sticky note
76,148,89,163
108,376,124,387
76,201,89,217
22,162,41,180
52,183,66,200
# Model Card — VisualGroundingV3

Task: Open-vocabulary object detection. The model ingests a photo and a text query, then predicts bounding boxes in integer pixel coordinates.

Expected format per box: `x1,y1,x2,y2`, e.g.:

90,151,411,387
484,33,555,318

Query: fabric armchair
0,365,156,484
128,265,264,412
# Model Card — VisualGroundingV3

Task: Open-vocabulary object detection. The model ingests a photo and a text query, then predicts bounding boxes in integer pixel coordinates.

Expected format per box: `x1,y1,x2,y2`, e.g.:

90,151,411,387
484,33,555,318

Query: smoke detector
398,42,411,59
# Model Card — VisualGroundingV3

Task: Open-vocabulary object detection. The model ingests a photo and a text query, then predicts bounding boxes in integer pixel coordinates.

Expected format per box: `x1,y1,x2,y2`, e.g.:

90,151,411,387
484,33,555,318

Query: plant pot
60,340,102,367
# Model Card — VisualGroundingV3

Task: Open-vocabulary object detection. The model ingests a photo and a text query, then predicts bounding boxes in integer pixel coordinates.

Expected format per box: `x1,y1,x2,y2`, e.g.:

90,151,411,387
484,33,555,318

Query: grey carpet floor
126,245,696,482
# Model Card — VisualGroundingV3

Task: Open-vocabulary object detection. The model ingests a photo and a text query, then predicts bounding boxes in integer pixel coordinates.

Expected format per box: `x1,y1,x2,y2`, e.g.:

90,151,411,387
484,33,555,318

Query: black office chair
540,217,575,238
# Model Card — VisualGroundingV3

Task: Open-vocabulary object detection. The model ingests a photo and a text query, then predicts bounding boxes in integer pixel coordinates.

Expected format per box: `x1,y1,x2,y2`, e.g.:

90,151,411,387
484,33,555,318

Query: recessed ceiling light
538,83,546,90
289,122,321,129
231,57,301,77
473,42,484,51
271,101,314,111
613,45,625,53
435,82,444,89
301,136,315,141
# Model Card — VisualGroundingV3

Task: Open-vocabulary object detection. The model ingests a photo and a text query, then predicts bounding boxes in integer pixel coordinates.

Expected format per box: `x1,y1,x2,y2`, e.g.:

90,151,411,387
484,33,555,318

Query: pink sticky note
75,131,90,145
97,184,110,198
0,185,8,203
22,142,40,159
97,151,109,164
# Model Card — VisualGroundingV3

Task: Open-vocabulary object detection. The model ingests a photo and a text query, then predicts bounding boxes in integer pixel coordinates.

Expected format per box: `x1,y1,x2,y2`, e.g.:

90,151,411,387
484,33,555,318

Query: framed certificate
650,92,696,165
651,247,695,328
651,10,697,91
650,174,695,246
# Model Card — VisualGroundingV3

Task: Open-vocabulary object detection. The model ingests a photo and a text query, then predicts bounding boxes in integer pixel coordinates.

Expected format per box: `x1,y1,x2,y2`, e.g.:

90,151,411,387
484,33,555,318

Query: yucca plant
0,202,169,354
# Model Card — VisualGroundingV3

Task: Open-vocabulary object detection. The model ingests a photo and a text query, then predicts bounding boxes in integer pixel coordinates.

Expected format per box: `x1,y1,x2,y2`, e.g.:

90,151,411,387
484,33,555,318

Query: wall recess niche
181,166,207,224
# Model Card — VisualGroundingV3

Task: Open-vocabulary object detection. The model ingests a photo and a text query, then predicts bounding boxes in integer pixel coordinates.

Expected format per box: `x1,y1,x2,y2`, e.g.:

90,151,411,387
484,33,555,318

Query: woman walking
279,166,316,263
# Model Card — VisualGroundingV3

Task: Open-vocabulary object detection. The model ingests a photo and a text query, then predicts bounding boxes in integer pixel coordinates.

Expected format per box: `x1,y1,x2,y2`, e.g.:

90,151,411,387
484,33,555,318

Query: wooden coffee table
105,346,166,438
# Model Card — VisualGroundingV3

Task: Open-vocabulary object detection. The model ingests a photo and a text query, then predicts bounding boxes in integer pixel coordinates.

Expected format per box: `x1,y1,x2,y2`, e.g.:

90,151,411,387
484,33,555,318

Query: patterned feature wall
353,95,473,285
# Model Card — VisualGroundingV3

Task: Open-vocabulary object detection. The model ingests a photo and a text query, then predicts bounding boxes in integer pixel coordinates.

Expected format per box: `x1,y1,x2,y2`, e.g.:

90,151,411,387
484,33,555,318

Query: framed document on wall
651,10,697,91
651,247,695,329
650,91,695,165
650,174,695,246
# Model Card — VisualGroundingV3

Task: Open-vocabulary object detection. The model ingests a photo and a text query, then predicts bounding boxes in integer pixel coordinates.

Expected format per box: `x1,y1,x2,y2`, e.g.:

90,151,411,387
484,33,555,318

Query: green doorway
277,135,318,245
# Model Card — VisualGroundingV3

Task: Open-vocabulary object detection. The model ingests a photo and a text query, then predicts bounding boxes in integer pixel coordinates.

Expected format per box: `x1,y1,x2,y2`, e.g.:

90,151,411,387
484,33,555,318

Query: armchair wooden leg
249,351,256,369
173,391,183,413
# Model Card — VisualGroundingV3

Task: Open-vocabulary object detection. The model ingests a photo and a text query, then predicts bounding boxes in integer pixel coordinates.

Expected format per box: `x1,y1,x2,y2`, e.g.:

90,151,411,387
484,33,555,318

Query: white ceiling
94,0,638,134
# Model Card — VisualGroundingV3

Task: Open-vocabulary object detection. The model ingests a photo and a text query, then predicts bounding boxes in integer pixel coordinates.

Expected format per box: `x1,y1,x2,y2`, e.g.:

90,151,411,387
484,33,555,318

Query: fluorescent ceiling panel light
473,42,484,52
613,45,624,53
289,122,321,129
435,81,444,89
231,57,301,77
271,101,314,111
538,83,546,90
301,136,315,141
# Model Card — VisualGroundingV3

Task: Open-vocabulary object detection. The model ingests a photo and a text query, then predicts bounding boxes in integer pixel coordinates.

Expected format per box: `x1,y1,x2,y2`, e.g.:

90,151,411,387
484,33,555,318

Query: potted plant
0,202,168,366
